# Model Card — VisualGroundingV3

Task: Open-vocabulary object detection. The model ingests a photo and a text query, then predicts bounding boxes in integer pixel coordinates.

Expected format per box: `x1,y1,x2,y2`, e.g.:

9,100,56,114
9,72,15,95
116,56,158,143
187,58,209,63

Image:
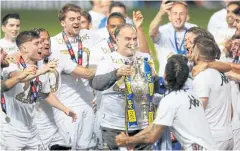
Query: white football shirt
154,89,216,150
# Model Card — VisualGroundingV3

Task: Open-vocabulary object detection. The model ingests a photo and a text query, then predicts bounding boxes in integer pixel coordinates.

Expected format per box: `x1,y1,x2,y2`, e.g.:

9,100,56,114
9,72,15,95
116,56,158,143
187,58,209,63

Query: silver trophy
130,46,149,124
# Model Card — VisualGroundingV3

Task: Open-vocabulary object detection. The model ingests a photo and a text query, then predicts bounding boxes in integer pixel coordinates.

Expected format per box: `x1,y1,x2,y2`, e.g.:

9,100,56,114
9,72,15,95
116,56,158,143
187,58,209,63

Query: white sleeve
193,74,210,98
154,96,176,126
95,58,113,76
2,63,20,79
59,56,77,74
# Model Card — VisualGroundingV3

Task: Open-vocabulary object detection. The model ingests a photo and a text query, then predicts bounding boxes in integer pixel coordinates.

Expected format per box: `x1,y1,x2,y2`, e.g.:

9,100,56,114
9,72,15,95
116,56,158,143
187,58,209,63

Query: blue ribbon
174,28,187,55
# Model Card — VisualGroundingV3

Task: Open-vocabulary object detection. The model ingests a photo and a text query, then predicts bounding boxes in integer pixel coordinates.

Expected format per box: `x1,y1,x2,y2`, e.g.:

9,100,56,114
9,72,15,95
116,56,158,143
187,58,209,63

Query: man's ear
60,20,65,28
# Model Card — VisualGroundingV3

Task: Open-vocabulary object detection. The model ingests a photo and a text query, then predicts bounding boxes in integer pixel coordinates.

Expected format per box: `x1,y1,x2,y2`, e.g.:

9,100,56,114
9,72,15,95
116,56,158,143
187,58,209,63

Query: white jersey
208,9,236,51
89,10,106,30
193,68,233,142
50,29,102,107
155,22,197,76
154,89,216,150
220,57,240,131
2,63,50,127
0,38,18,54
96,51,152,131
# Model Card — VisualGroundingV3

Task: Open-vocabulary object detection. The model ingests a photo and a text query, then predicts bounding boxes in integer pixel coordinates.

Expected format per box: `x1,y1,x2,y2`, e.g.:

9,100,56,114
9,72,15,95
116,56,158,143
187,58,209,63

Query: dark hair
165,55,189,91
107,12,126,25
187,27,221,59
81,10,92,23
109,1,126,13
31,28,50,37
193,36,218,61
58,3,82,21
16,31,40,48
227,1,240,7
2,13,20,26
114,23,136,37
233,5,240,15
187,27,215,41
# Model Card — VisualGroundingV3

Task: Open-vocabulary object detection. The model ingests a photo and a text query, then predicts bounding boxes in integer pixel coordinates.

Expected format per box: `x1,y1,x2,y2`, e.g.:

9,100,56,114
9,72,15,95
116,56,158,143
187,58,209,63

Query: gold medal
5,116,10,123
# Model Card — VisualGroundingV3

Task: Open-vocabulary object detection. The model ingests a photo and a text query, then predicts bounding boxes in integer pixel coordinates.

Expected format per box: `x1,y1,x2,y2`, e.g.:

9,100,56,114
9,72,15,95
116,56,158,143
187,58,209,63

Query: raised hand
133,10,144,28
160,0,174,15
42,58,58,74
18,65,38,80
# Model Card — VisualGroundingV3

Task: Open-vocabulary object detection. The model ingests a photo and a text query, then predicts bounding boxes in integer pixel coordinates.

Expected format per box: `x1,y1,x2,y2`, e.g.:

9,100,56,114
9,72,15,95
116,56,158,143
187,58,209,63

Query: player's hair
114,23,135,37
187,27,221,59
165,54,189,91
81,10,92,23
193,36,218,61
233,5,240,15
107,12,126,25
109,1,126,13
227,1,240,7
2,13,20,26
58,3,82,21
16,31,40,48
31,28,50,37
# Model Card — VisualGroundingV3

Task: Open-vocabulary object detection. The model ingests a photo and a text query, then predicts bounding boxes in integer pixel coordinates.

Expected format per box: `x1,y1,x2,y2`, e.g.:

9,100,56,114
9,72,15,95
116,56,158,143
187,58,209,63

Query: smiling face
231,38,240,57
233,14,240,36
39,31,51,59
2,18,20,41
226,3,239,27
61,11,81,37
107,16,125,42
184,32,197,60
116,26,138,57
22,38,43,62
169,3,188,31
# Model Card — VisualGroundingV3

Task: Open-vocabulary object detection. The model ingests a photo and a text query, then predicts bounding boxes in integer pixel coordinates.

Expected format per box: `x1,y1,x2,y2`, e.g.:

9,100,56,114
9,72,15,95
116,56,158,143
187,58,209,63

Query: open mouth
73,25,80,29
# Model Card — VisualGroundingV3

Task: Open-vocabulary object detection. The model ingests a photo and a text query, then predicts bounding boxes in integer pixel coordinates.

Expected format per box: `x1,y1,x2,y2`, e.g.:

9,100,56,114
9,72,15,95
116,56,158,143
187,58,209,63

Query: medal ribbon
19,56,39,102
174,27,187,55
62,31,83,65
107,37,115,52
1,94,6,114
124,62,138,128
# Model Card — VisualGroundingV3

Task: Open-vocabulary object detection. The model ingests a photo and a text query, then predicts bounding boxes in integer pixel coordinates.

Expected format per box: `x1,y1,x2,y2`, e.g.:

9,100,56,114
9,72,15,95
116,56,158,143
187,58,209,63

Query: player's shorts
216,139,234,150
35,104,71,149
94,110,104,149
55,104,96,149
233,129,240,150
0,118,45,150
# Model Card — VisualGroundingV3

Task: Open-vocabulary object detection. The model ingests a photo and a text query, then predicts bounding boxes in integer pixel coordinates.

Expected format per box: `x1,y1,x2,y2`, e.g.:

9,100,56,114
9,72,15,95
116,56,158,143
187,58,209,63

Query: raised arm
149,0,173,43
133,11,150,54
1,66,36,92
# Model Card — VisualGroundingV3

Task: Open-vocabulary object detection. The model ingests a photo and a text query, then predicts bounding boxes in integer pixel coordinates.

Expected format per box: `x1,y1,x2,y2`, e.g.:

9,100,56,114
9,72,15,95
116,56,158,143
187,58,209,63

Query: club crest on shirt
48,69,59,92
15,80,43,104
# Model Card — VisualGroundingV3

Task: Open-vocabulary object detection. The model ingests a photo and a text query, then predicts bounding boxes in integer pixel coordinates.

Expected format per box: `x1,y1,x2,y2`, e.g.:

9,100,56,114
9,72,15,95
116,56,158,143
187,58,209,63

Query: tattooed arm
71,65,96,80
115,124,165,146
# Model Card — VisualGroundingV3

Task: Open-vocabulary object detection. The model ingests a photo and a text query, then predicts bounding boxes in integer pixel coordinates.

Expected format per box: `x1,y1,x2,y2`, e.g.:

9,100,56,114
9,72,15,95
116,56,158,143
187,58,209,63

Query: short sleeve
59,56,77,74
2,63,20,79
95,57,113,76
154,96,177,126
193,74,210,98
